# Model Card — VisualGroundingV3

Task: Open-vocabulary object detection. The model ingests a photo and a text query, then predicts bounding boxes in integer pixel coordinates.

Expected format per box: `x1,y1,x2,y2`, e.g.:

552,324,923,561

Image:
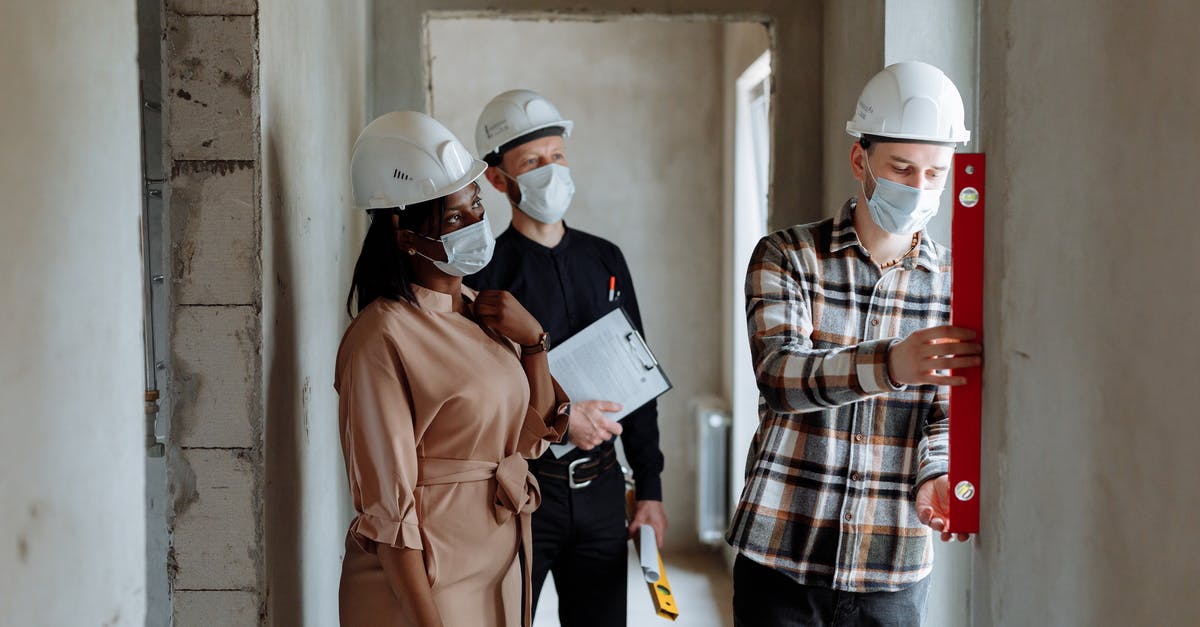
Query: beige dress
336,284,567,627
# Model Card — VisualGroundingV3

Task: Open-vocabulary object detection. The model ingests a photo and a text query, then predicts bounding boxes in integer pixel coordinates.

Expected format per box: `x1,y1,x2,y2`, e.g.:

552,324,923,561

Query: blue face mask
861,155,944,235
414,217,496,277
501,163,575,225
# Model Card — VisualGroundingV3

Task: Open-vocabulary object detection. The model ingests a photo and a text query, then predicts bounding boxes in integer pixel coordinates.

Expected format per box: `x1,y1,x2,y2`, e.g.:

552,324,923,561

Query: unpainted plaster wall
0,1,146,624
260,0,369,624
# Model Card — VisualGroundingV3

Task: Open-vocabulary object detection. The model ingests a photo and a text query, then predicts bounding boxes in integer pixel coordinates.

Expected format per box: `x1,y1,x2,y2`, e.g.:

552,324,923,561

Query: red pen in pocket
608,276,616,302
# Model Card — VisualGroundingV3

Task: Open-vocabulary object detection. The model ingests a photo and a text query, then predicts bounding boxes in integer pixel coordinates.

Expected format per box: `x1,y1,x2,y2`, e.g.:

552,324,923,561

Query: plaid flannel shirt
725,198,951,593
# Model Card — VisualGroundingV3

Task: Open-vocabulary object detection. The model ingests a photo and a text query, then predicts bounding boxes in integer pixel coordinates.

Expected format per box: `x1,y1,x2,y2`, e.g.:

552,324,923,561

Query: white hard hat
350,111,487,210
474,89,574,158
846,61,970,144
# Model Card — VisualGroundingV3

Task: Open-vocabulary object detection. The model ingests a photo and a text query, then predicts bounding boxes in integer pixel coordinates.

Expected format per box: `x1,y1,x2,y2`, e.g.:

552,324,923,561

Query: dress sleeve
518,377,570,459
338,335,423,551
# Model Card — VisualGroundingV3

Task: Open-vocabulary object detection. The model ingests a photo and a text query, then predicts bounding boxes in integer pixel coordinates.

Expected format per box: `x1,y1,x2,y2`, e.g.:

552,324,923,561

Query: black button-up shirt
465,225,664,500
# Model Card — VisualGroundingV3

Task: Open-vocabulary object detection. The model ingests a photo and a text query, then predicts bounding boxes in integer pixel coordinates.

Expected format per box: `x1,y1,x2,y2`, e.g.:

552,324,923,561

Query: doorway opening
427,14,771,627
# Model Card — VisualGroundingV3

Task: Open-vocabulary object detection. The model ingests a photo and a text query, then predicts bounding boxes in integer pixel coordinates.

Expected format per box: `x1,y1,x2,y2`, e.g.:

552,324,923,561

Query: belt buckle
567,457,593,490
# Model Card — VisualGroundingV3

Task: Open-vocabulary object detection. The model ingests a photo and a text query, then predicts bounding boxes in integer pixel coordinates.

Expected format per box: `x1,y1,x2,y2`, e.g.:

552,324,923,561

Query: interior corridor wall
373,0,823,231
721,22,771,565
822,0,885,217
0,2,146,624
429,17,725,550
260,0,369,624
976,2,1200,625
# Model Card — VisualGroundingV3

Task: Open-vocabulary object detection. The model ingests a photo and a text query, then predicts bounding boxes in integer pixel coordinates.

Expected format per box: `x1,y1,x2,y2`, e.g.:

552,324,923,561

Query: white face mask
503,163,575,224
414,218,495,277
861,155,944,235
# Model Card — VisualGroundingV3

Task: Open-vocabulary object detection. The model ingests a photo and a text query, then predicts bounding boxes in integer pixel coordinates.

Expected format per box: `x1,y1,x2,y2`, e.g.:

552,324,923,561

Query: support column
164,1,264,624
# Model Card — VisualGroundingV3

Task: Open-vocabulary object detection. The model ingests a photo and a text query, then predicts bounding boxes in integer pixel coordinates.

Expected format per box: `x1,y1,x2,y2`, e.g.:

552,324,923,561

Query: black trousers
733,554,931,627
529,463,628,626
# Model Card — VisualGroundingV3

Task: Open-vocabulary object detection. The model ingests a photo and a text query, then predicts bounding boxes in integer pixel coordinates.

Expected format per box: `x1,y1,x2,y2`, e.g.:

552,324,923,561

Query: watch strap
520,331,551,356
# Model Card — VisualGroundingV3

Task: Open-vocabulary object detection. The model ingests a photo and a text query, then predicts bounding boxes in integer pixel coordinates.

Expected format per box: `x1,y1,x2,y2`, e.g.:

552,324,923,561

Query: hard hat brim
846,122,970,145
479,119,573,157
358,159,489,211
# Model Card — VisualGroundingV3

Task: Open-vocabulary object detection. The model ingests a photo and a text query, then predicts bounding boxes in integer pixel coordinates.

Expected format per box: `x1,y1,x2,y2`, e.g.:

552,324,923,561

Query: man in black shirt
465,89,666,626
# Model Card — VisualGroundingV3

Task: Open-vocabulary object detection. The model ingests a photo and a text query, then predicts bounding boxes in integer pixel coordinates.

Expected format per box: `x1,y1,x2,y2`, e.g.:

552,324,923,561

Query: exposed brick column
164,1,264,624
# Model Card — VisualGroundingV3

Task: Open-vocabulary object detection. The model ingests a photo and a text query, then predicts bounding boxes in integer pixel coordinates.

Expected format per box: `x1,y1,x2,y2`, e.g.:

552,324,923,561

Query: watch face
522,332,550,355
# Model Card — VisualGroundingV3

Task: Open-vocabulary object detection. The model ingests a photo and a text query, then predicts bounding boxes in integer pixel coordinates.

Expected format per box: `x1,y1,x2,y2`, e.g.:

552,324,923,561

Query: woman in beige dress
337,111,568,627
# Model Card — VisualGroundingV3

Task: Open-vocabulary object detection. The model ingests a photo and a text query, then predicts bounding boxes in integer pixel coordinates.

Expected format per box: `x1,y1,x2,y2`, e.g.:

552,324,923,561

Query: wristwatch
521,331,551,356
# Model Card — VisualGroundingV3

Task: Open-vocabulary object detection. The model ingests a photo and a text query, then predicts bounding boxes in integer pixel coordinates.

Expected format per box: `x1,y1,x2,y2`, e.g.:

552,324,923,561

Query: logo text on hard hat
393,169,412,181
485,121,510,139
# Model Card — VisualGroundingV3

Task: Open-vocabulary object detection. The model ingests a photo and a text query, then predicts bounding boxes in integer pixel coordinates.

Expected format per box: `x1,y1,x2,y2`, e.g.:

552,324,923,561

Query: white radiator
695,399,732,546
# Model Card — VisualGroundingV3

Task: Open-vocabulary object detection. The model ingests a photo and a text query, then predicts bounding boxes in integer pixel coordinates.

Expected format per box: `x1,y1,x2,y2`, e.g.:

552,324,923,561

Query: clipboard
546,307,672,458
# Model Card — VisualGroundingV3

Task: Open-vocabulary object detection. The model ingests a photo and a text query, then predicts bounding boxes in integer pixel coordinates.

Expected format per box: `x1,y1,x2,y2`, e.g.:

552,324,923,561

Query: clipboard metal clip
625,331,659,371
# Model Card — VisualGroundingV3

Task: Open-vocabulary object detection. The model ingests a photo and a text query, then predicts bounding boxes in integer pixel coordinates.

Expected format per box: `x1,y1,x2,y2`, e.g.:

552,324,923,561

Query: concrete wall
975,2,1200,625
429,17,726,550
163,1,264,623
885,0,978,246
822,0,885,217
0,1,146,625
375,0,823,230
260,0,368,625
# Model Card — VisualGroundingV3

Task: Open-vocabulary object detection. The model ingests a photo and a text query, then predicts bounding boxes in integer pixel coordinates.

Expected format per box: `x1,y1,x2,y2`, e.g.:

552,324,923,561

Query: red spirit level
948,153,984,534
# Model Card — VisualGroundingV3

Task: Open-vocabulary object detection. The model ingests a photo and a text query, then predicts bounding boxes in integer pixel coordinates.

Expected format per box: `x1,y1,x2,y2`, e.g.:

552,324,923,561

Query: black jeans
732,554,931,627
529,464,628,626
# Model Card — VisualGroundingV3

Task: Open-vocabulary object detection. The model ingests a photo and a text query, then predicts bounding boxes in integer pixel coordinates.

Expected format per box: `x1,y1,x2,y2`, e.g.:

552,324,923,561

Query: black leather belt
536,446,618,489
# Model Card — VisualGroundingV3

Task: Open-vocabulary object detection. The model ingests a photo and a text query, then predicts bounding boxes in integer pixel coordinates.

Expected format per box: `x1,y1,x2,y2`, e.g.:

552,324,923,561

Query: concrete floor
533,548,734,627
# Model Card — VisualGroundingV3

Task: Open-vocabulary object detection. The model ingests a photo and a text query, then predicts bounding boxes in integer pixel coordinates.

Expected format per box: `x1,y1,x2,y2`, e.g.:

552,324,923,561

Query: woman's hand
473,290,544,347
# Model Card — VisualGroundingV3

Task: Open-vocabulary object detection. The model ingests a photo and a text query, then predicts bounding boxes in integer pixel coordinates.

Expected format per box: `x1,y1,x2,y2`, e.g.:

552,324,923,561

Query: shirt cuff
350,512,423,552
913,462,949,498
633,472,663,501
857,338,906,395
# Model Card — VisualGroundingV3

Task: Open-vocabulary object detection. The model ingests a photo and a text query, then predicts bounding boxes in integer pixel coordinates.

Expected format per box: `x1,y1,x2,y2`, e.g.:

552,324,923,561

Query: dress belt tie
417,454,541,627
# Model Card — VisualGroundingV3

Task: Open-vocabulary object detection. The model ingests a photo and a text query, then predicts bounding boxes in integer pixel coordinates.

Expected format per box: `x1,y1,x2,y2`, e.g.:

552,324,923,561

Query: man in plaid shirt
728,62,984,626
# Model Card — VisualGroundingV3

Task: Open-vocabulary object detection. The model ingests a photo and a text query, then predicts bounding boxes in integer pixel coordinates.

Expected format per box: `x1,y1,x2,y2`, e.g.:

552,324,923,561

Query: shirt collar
831,197,941,273
506,222,573,253
411,283,477,313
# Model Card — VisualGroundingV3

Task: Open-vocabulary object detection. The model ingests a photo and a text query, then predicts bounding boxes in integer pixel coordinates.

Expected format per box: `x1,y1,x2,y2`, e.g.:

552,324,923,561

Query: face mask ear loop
405,195,455,264
860,150,876,202
495,167,524,208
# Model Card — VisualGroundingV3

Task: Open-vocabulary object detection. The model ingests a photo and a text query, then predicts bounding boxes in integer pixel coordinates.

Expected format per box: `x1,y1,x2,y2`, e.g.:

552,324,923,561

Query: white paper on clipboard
547,308,671,458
